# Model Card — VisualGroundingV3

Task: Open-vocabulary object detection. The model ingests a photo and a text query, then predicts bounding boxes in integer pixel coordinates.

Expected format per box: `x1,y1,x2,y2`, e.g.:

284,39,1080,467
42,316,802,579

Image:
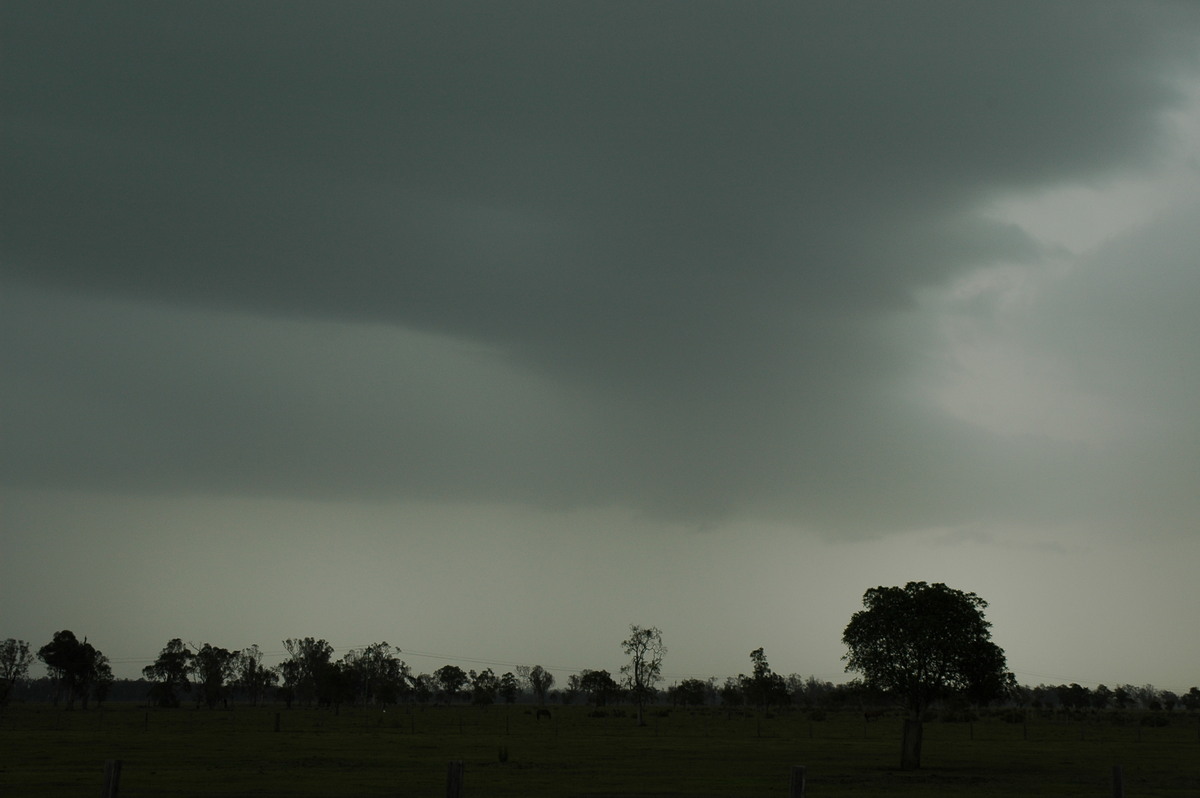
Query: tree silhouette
143,638,192,708
0,639,33,708
192,643,236,709
741,647,789,711
281,638,334,706
434,664,468,703
621,625,665,726
341,642,409,706
233,645,277,706
579,669,620,707
522,665,555,706
498,671,520,704
38,630,103,710
842,581,1012,769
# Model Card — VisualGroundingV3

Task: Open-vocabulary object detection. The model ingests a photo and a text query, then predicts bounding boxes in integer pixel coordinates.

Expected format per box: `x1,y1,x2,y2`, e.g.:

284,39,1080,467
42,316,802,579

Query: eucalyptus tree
192,643,237,709
340,642,409,705
234,645,277,706
469,668,499,706
621,624,665,726
143,638,192,708
741,648,789,711
579,669,620,707
0,638,33,707
669,677,710,707
281,637,334,706
39,630,104,709
498,671,520,704
434,664,468,703
521,665,555,706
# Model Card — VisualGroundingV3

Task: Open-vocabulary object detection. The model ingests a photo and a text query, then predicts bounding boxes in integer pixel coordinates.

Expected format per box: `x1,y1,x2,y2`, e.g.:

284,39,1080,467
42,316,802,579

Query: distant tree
525,665,555,706
192,644,237,709
469,668,499,706
434,665,468,703
498,671,520,704
718,676,744,707
1091,684,1113,710
340,642,409,705
39,630,104,709
281,638,334,706
143,638,193,708
842,582,1012,770
91,654,114,707
621,624,665,726
0,639,33,708
277,659,301,708
1181,687,1200,712
412,673,436,704
578,669,621,707
563,674,582,705
741,648,790,711
670,678,710,707
1056,683,1091,711
791,675,835,710
233,645,277,706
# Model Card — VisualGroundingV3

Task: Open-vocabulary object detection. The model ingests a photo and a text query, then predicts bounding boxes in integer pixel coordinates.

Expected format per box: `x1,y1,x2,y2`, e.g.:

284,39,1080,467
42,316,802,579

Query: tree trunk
901,718,923,770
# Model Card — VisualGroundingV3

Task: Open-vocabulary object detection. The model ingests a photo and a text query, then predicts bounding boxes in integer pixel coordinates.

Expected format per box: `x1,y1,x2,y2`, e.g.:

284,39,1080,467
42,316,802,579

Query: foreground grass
1,704,1197,797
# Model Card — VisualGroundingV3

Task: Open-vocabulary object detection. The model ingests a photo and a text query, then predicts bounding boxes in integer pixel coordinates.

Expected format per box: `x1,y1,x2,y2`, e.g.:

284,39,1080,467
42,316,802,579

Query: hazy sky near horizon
3,2,1198,692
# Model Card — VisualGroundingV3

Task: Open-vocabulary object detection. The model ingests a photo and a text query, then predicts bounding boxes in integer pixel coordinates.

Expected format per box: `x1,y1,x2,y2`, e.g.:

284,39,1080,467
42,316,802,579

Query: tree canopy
842,581,1012,768
38,630,105,709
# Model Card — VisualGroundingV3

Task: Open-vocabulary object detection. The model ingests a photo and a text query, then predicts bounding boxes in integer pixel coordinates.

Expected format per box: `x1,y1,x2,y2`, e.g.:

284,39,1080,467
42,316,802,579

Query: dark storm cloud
3,2,1198,530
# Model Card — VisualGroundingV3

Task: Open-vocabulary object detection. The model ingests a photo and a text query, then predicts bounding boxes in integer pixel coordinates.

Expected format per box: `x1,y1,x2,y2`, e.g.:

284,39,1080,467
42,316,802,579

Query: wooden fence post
101,759,122,798
446,760,464,798
1112,765,1124,798
789,765,806,798
274,712,280,733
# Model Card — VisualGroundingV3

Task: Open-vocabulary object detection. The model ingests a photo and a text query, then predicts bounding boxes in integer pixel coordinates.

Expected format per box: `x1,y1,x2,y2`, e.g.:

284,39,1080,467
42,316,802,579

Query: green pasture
1,704,1196,797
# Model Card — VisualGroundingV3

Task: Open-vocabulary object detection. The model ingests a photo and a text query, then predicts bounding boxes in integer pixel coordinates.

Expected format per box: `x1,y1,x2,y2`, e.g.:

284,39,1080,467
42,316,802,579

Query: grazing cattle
863,708,888,722
535,708,552,721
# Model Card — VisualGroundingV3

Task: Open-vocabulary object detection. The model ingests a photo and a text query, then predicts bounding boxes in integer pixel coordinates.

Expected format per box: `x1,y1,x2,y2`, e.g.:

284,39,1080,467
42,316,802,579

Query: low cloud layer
3,3,1199,539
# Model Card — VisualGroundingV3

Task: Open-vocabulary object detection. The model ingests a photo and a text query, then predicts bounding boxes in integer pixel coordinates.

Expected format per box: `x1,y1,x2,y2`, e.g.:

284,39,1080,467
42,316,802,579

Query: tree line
5,631,1196,716
5,585,1198,746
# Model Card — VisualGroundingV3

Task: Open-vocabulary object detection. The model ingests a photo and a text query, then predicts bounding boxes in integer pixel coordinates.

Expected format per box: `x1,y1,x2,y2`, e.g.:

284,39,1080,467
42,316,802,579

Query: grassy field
1,703,1197,797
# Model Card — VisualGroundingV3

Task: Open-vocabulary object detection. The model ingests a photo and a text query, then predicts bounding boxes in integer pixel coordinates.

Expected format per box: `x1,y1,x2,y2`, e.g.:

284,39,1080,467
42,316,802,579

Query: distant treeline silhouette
3,632,1196,714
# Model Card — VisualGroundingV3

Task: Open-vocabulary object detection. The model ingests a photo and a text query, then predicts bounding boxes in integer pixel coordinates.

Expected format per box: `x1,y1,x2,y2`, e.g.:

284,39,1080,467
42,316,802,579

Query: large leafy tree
621,624,665,726
741,647,789,711
670,677,710,707
469,668,499,706
519,665,555,706
38,630,104,710
578,669,621,707
192,643,237,709
340,642,409,706
434,664,468,703
497,671,520,704
144,638,193,708
281,637,335,706
91,653,114,706
233,645,277,706
842,581,1012,769
0,639,34,707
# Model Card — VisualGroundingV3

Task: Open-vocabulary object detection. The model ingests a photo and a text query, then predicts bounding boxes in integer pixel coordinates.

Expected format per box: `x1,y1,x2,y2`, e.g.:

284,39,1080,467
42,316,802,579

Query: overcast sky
3,2,1198,693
